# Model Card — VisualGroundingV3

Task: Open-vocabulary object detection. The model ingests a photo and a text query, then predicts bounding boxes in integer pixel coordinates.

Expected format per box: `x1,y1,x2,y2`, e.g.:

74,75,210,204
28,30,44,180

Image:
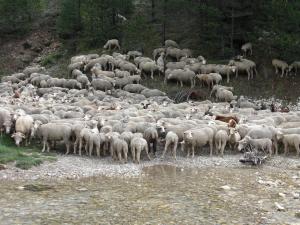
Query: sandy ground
1,153,299,181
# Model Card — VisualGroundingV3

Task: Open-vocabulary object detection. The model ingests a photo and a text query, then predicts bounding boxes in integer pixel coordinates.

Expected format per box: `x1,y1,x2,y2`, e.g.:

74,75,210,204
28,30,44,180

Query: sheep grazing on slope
103,39,121,51
288,61,300,75
241,42,252,56
165,39,179,48
272,59,289,77
167,68,196,88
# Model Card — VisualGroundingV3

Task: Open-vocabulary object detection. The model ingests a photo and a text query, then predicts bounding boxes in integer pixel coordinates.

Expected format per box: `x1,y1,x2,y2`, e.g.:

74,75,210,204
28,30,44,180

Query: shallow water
0,165,299,225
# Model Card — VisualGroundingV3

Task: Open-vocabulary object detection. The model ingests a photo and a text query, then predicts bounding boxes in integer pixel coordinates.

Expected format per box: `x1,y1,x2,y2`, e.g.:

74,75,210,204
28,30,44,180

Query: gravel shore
0,154,299,181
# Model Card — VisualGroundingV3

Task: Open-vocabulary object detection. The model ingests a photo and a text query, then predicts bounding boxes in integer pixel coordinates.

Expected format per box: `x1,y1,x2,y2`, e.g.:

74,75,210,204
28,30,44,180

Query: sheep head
11,132,26,146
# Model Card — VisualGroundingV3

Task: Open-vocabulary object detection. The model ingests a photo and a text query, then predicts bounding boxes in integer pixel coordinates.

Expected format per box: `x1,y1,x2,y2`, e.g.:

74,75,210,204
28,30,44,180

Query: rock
23,40,32,49
77,187,88,192
22,184,53,192
16,186,25,190
275,202,285,211
0,164,6,170
220,185,231,191
278,193,286,198
292,192,299,199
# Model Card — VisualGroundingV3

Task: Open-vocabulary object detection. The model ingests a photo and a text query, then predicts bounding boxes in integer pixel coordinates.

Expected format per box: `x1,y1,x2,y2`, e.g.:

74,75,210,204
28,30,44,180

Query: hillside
0,0,300,102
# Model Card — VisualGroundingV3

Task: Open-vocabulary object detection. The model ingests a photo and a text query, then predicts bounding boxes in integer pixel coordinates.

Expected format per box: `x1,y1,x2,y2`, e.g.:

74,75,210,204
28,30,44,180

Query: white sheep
228,127,241,150
276,132,300,156
181,127,214,157
214,130,229,157
238,136,273,156
103,39,121,51
241,42,252,56
37,123,72,154
165,39,179,48
140,61,161,79
272,59,289,77
130,137,151,164
161,131,179,160
215,88,237,102
167,68,195,88
12,115,34,146
288,61,300,75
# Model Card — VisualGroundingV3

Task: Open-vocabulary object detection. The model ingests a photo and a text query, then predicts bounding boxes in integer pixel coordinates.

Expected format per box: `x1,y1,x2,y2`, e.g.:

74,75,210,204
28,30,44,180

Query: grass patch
0,135,57,170
41,51,64,67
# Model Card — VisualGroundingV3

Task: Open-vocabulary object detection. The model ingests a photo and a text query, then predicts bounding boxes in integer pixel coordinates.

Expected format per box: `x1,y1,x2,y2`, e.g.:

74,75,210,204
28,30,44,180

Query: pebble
0,164,6,170
77,188,88,192
295,211,300,218
16,186,25,190
274,202,285,211
292,192,299,199
220,185,231,191
278,193,286,198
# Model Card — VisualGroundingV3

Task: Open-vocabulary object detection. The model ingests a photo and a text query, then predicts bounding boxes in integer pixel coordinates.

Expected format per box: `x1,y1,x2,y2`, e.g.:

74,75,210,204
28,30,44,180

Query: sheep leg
131,147,136,163
254,68,258,76
79,139,83,156
221,142,226,157
117,150,122,163
268,144,272,157
96,145,100,157
227,72,230,83
215,141,219,154
281,68,284,77
209,140,213,157
151,70,154,79
295,143,300,157
235,69,238,78
153,140,157,155
65,142,70,155
284,142,288,156
46,142,51,152
180,81,183,87
191,145,195,158
173,142,177,160
85,141,89,156
247,70,251,80
136,149,141,164
161,143,169,159
42,139,47,152
274,140,278,155
123,148,128,163
144,145,151,161
89,141,94,157
147,142,152,155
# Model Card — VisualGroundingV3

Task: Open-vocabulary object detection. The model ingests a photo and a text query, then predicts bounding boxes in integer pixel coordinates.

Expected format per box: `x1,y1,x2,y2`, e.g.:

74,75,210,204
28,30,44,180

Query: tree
57,0,81,38
0,0,42,35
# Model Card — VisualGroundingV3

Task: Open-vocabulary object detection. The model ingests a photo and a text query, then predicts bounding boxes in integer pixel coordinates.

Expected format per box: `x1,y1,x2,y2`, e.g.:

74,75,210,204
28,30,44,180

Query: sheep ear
11,133,15,138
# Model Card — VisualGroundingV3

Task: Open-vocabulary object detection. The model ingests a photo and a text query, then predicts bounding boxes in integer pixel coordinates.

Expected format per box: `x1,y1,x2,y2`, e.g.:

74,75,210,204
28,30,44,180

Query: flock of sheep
0,39,300,164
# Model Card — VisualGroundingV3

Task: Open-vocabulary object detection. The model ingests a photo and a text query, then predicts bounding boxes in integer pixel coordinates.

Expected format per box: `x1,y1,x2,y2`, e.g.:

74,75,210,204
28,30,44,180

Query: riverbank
1,153,299,181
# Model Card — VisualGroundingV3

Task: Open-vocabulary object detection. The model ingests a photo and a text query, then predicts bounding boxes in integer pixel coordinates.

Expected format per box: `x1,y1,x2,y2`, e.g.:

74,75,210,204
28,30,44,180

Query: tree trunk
230,6,234,52
151,0,155,23
162,0,168,45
